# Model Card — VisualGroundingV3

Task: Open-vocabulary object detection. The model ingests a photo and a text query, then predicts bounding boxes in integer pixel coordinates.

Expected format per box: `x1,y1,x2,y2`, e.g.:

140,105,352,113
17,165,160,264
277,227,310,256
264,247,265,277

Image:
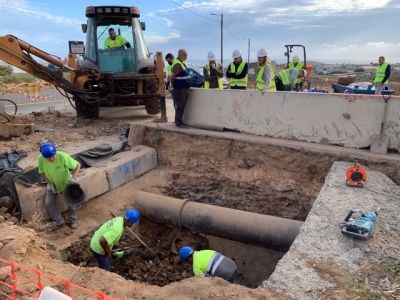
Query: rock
5,213,11,218
305,287,313,292
0,207,8,213
0,216,5,223
37,264,44,270
16,247,27,254
0,242,4,250
9,217,19,224
1,236,16,244
182,271,187,278
0,266,11,281
20,135,27,141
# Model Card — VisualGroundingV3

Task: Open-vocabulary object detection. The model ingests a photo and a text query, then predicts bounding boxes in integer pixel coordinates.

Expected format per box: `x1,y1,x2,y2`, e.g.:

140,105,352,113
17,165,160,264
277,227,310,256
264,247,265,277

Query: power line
224,23,247,44
168,0,219,22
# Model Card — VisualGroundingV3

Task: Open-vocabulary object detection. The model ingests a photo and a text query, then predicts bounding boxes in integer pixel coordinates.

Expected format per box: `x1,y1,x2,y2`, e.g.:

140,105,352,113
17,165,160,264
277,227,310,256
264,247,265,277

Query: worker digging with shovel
90,209,143,272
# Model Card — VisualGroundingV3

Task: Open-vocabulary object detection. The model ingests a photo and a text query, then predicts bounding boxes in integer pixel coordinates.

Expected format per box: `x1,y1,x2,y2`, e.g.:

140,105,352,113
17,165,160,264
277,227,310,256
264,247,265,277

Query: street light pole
242,38,250,63
211,13,223,66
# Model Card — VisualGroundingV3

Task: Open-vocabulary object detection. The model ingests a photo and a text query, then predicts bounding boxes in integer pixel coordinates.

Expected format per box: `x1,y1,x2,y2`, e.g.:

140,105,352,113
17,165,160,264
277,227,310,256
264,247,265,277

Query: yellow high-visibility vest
204,63,223,89
374,62,389,84
256,62,276,91
229,61,248,87
288,62,304,84
278,69,291,86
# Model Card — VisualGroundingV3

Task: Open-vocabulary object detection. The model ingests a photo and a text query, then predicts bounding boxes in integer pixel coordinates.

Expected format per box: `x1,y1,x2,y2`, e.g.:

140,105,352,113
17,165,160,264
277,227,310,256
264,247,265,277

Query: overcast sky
0,0,399,66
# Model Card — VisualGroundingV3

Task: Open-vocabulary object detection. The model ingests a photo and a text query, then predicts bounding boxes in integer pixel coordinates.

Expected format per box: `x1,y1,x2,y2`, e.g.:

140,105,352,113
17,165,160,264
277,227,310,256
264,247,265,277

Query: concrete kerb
17,144,157,222
263,161,400,299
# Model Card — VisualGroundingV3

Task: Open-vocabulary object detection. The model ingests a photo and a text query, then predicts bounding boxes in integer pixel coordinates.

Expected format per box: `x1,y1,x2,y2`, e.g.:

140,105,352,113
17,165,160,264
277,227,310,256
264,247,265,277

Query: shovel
370,95,391,154
112,245,147,256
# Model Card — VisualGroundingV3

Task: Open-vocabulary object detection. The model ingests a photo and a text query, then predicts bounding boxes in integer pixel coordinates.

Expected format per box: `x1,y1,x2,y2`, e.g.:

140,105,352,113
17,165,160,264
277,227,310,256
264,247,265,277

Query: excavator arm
0,35,99,100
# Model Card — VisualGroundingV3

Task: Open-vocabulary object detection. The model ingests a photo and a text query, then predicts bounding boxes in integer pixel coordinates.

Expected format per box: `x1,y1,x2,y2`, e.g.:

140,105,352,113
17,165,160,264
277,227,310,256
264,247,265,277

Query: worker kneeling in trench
90,209,140,271
179,246,238,283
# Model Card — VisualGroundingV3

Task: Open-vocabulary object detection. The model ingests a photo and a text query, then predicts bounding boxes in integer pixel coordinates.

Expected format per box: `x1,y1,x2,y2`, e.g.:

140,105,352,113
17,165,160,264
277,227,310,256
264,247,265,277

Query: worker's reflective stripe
206,252,219,273
229,62,248,87
210,255,224,275
288,62,304,84
175,76,191,80
278,69,291,86
374,62,389,84
256,63,276,91
204,63,223,89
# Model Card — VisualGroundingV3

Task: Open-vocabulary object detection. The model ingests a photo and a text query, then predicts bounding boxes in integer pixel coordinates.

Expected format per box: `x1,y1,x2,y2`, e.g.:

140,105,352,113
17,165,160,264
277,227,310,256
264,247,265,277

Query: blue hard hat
40,142,57,158
179,246,193,262
125,209,140,223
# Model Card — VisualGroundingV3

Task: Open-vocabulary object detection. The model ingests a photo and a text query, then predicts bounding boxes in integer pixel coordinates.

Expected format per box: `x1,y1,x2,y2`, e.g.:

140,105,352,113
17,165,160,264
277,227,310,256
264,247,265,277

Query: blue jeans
90,248,111,271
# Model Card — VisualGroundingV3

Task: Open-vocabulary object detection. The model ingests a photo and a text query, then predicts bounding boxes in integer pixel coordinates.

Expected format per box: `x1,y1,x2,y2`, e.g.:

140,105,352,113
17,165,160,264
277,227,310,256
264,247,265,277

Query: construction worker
286,55,304,91
179,246,238,283
373,56,391,95
203,51,223,89
255,49,276,92
37,142,81,232
275,68,307,91
226,49,248,90
90,209,140,272
104,28,131,49
171,49,192,129
165,53,176,108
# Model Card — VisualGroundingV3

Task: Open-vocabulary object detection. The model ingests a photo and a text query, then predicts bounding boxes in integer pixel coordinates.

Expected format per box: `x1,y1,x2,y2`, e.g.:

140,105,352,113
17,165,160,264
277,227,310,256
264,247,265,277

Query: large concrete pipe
134,190,304,251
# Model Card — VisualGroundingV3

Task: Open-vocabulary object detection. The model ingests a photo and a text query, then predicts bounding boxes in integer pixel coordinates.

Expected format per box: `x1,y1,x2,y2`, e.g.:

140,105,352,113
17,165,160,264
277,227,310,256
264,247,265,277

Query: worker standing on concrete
179,246,238,283
37,142,81,232
171,49,192,129
275,68,307,91
203,51,224,89
165,53,176,109
226,49,248,90
285,55,304,91
255,49,276,92
90,209,140,272
373,56,391,95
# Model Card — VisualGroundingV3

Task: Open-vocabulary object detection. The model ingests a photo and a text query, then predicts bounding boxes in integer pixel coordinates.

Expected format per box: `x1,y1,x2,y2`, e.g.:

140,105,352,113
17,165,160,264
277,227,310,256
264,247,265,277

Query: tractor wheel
144,97,161,115
145,79,161,115
75,99,100,119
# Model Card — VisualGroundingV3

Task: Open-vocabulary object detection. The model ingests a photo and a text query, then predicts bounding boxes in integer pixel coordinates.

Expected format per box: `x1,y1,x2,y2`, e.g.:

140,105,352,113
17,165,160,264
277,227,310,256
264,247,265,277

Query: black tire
145,80,161,115
75,99,100,119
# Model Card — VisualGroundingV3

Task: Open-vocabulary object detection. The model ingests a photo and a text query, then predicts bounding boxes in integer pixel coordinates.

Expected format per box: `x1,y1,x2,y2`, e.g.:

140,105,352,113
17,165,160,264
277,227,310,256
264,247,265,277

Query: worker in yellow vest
275,68,307,91
373,56,391,95
286,55,304,91
226,49,248,90
255,49,276,92
165,53,176,108
203,51,223,89
179,246,238,283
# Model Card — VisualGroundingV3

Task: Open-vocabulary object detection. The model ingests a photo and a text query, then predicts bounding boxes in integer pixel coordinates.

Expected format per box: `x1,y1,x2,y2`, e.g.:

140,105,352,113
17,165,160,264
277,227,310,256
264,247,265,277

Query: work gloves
67,177,80,186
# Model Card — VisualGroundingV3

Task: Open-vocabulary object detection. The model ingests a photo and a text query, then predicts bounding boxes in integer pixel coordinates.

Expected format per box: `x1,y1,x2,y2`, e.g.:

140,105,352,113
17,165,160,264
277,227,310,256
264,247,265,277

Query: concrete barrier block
19,186,66,222
102,145,157,190
76,167,109,202
18,168,109,221
128,124,146,147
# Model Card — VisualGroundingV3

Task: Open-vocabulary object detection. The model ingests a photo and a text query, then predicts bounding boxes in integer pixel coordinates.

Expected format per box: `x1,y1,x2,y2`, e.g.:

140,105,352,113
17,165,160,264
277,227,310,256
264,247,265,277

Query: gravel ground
263,161,400,299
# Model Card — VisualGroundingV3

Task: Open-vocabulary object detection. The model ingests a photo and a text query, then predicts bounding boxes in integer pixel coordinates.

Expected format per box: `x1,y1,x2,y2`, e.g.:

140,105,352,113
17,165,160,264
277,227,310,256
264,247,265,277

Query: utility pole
211,13,223,66
243,38,250,63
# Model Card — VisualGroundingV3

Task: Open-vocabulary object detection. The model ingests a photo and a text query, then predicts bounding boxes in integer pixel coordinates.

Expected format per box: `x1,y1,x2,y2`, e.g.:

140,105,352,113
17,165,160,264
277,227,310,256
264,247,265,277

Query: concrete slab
128,124,146,147
102,145,157,190
17,167,109,221
263,161,400,299
18,185,66,221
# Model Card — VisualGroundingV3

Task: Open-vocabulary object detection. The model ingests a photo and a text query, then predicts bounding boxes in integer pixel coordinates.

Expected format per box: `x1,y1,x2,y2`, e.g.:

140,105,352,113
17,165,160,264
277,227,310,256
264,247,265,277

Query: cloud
159,17,174,28
366,42,400,47
145,31,181,44
146,12,155,17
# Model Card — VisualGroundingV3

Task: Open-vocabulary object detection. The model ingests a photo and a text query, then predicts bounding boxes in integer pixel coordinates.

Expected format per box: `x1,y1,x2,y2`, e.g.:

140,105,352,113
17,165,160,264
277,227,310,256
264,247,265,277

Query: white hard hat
301,69,307,77
257,48,268,58
293,55,300,62
207,51,217,61
232,49,242,59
